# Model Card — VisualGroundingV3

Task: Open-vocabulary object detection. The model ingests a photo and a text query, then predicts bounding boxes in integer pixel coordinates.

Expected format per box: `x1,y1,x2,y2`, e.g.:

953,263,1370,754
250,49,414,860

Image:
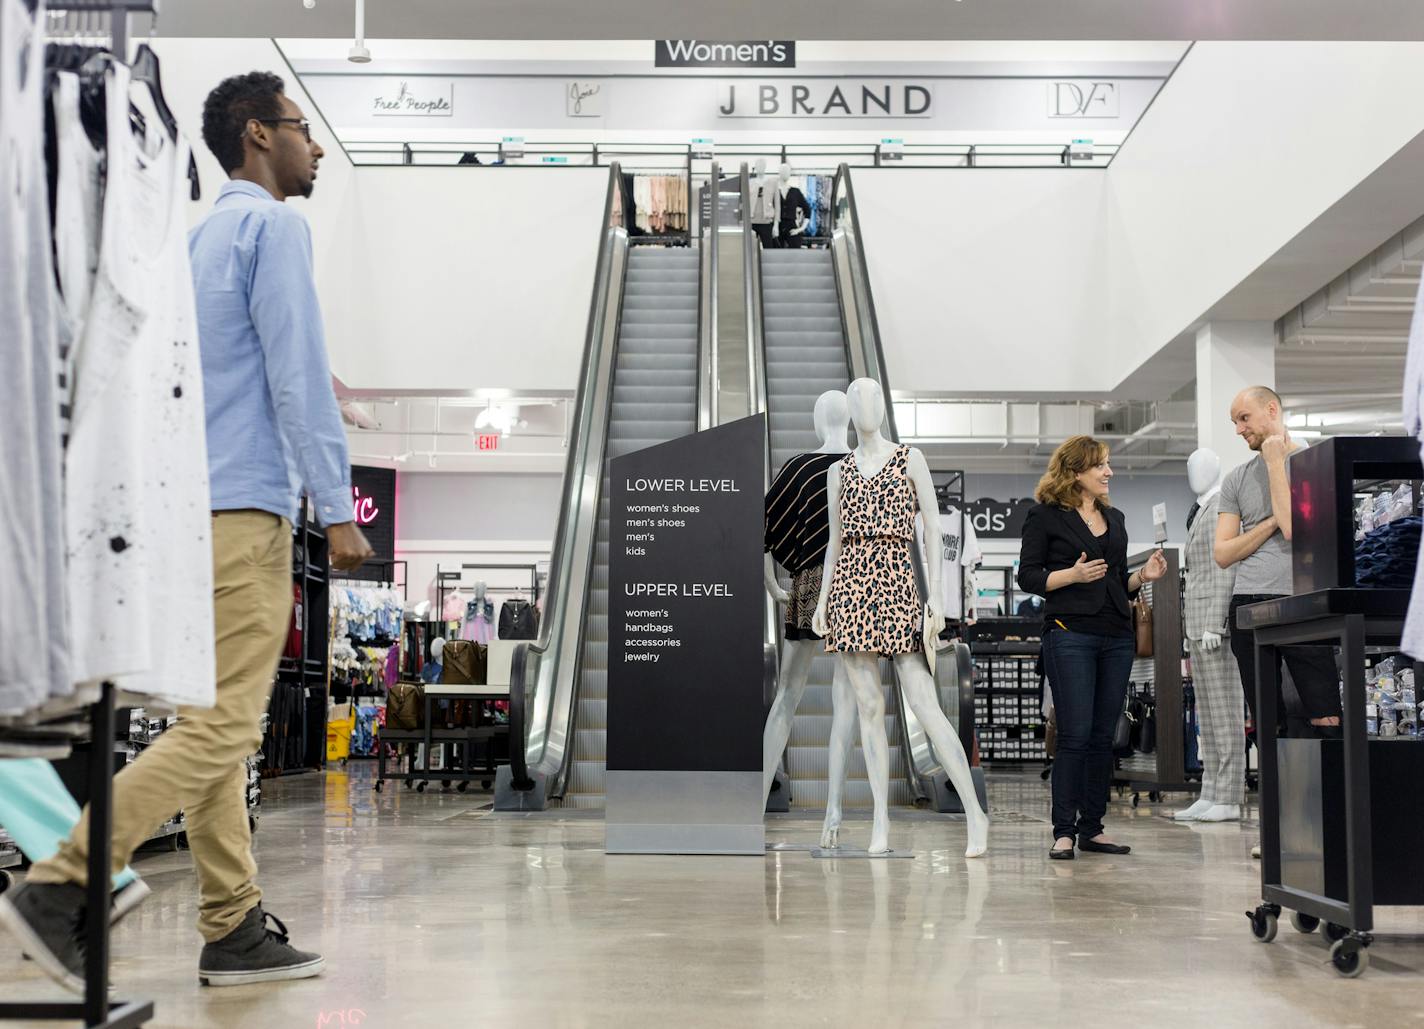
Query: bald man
1214,386,1342,738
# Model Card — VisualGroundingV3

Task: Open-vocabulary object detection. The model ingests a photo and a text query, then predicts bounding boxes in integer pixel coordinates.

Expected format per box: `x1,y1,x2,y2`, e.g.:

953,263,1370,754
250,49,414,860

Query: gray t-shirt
1219,454,1293,595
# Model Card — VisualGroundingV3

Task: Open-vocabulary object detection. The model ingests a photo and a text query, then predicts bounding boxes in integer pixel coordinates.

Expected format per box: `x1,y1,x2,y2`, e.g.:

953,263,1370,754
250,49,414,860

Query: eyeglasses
255,118,313,142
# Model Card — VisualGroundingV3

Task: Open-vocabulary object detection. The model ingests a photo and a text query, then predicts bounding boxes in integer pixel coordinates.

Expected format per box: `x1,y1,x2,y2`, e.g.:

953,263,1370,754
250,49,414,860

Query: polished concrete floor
2,764,1421,1028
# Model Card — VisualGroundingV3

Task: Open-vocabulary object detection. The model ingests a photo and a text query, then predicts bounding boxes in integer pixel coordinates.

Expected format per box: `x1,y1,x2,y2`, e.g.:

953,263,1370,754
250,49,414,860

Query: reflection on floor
2,764,1421,1028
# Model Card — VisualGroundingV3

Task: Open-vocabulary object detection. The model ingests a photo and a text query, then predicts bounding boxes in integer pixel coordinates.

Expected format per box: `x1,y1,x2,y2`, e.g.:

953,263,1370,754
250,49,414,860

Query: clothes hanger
128,43,201,200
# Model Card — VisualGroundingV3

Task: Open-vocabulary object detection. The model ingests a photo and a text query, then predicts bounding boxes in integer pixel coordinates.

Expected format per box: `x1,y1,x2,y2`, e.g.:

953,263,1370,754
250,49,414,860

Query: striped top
765,451,841,573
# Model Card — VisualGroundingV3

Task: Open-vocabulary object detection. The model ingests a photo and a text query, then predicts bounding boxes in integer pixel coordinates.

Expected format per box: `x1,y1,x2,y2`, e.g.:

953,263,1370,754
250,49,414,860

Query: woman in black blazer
1017,436,1166,860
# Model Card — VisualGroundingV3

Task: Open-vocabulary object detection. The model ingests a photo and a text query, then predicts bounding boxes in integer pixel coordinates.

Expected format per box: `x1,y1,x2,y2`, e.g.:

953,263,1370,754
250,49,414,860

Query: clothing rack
2,5,160,1023
0,694,154,1029
1111,548,1198,804
333,557,407,599
435,562,541,622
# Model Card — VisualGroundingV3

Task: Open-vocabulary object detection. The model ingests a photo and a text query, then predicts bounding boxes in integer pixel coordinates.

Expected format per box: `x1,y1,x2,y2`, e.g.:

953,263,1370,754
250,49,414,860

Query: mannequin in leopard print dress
813,379,989,858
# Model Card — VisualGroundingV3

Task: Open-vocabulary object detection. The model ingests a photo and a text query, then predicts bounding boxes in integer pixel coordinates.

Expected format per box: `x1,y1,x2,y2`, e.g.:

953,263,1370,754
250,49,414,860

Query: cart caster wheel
1290,912,1319,934
457,781,468,793
1247,906,1279,943
1149,791,1163,803
416,783,427,793
1323,922,1349,944
482,780,492,790
1330,938,1369,978
374,780,383,792
0,869,13,893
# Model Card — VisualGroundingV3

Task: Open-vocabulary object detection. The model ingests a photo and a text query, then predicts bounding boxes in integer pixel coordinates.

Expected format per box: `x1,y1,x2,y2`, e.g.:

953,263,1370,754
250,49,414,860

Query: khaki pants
32,511,293,942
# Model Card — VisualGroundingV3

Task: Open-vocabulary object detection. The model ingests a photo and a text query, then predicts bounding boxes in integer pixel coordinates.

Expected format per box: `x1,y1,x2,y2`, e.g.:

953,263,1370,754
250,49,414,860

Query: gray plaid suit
1184,492,1246,806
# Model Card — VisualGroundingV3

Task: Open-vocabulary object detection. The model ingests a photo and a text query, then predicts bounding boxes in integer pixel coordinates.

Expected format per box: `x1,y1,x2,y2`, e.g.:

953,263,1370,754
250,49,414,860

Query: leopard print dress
825,444,923,655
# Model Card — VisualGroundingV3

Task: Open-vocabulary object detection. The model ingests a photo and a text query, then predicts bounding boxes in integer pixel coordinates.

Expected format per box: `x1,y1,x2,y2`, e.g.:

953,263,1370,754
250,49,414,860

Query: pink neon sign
352,486,380,526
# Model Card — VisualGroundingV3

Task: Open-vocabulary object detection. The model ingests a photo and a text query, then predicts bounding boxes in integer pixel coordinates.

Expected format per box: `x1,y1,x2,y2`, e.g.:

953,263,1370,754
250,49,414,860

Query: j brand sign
656,39,795,68
719,81,933,118
372,80,453,117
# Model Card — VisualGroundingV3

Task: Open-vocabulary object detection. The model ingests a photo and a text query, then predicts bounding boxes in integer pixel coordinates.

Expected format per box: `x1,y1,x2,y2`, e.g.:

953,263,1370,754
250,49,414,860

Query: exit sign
477,434,501,451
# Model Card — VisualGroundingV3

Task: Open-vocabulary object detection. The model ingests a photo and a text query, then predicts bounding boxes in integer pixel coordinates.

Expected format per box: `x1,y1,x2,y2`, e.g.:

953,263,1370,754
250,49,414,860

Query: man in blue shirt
7,72,370,993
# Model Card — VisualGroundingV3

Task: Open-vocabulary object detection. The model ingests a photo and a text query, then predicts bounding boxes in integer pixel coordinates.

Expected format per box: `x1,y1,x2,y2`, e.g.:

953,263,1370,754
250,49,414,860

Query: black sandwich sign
655,39,796,69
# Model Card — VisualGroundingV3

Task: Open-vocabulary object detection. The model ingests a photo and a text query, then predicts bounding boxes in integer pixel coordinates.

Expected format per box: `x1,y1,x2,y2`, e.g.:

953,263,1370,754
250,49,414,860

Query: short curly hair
1035,435,1112,509
202,71,287,173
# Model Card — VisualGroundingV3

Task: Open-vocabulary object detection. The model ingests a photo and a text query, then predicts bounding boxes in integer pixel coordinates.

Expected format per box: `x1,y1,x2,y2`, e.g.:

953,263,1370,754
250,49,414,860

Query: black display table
1237,588,1422,977
374,687,509,794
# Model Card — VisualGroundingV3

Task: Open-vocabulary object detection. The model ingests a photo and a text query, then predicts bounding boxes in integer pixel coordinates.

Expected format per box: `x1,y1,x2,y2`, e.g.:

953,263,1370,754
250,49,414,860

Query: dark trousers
753,222,774,249
1042,630,1136,842
1228,594,1342,738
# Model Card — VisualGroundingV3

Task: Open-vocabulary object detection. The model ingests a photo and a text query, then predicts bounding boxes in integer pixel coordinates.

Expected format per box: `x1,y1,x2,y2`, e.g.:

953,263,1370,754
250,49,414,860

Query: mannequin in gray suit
1175,448,1245,822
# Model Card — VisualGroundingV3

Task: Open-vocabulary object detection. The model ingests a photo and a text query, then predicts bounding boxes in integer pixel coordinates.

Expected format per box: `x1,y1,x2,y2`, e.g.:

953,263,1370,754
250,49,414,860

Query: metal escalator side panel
522,175,631,787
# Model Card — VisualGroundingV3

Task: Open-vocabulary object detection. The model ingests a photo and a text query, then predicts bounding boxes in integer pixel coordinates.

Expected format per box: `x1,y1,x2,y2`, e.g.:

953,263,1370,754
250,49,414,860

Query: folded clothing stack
1355,515,1421,589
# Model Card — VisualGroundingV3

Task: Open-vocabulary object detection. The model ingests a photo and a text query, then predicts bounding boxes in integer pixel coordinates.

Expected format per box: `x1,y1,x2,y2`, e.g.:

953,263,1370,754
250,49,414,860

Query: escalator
499,165,707,810
761,247,917,807
564,247,700,807
758,165,977,813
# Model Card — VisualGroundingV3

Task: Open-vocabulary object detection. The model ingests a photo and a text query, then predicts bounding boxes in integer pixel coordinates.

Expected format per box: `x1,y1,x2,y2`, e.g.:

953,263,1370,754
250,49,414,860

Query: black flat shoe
1079,839,1131,855
1049,845,1075,861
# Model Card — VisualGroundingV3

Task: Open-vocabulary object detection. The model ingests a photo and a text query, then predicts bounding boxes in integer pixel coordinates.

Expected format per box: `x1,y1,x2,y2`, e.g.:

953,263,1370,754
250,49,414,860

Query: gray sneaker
0,881,87,994
198,906,324,987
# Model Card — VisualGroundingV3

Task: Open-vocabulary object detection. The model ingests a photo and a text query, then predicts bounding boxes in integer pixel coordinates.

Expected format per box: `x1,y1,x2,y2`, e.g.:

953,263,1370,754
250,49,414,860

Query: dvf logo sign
1048,81,1119,118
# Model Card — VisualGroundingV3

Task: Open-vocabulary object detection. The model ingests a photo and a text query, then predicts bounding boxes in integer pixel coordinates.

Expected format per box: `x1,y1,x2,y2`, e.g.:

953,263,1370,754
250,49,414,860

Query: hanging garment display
765,451,841,640
460,596,496,644
0,0,71,720
63,59,214,713
627,173,688,235
825,445,923,655
498,598,539,640
915,505,983,623
2,22,213,722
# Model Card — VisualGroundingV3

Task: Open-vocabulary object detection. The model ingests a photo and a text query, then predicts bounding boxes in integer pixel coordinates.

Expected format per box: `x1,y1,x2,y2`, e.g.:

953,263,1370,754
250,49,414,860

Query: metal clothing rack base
0,686,155,1028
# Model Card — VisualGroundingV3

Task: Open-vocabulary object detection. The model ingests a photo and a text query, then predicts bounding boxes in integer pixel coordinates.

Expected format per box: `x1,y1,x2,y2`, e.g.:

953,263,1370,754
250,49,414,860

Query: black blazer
1016,502,1137,621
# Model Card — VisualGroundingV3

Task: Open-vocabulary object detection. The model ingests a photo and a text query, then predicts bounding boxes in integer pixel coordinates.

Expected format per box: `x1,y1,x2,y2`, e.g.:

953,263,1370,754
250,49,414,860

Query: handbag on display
441,640,488,685
1112,700,1135,758
1133,595,1154,658
498,599,539,640
387,682,425,731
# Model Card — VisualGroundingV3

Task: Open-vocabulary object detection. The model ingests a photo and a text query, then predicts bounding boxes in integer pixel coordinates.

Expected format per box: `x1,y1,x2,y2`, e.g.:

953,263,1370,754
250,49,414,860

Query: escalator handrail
508,163,628,792
739,164,779,711
828,164,899,439
698,162,720,431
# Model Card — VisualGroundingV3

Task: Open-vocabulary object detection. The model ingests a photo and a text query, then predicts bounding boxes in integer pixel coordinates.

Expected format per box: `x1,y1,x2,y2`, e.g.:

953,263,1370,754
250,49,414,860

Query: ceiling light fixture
475,401,524,437
348,0,371,63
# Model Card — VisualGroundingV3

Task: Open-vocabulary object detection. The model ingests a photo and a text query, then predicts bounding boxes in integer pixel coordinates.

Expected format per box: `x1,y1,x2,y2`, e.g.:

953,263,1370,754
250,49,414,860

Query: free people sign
371,79,453,117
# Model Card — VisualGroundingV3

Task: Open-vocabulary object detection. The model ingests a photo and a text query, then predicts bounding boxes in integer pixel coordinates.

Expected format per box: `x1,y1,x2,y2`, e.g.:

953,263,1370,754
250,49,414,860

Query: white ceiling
153,1,1424,42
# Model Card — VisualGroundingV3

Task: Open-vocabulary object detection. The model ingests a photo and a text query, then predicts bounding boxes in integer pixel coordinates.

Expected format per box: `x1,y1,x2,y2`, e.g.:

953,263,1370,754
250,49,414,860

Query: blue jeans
1043,630,1136,842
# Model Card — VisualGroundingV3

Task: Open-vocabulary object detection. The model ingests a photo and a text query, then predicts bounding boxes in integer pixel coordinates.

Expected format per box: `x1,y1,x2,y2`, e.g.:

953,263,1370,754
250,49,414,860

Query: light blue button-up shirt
189,180,353,527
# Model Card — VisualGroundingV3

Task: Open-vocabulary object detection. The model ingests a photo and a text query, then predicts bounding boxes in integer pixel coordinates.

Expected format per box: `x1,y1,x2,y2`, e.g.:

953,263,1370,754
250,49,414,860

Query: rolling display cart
1240,590,1418,977
374,686,510,793
1241,436,1423,977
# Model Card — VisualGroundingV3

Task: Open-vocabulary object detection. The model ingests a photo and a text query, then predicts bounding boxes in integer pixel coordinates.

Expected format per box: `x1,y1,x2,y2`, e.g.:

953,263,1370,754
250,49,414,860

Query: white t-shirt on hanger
916,507,983,622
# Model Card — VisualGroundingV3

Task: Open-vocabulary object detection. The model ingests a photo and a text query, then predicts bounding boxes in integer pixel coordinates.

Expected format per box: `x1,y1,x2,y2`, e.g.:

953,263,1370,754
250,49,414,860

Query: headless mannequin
751,158,777,249
761,392,858,833
812,379,989,857
1175,448,1244,823
776,161,808,246
424,636,446,684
